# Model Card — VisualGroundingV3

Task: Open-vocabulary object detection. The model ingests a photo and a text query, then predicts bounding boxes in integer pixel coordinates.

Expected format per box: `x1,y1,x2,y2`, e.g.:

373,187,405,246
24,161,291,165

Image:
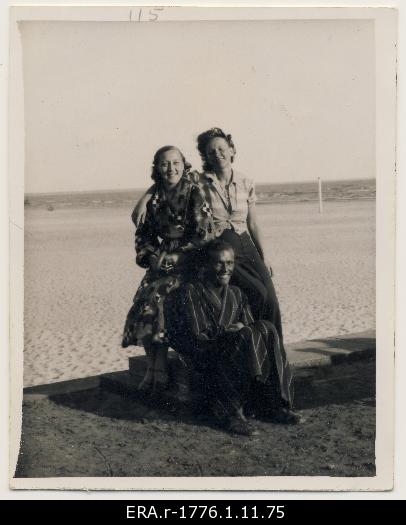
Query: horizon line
25,177,376,196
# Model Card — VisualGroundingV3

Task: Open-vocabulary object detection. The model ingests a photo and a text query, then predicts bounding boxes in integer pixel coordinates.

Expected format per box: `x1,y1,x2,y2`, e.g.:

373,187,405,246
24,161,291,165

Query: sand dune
23,200,375,387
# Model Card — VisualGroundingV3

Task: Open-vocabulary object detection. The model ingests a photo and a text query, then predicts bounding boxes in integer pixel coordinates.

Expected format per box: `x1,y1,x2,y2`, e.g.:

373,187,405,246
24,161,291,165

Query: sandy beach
23,200,375,388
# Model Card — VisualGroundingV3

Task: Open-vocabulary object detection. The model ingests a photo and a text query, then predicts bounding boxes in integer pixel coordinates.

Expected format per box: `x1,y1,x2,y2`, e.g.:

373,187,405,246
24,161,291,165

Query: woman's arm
247,205,274,276
131,185,155,227
134,199,161,269
247,206,265,258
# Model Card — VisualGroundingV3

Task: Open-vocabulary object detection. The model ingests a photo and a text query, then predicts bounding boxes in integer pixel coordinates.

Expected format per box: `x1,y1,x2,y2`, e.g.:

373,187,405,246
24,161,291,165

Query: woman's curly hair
151,145,191,182
196,127,236,173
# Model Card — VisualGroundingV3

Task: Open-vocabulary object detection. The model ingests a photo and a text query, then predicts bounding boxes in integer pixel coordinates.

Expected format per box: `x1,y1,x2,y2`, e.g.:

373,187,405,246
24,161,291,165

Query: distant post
318,177,323,214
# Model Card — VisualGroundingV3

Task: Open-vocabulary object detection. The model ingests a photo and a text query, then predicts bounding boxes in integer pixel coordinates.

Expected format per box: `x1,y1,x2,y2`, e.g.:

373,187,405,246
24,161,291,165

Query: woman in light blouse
195,127,284,345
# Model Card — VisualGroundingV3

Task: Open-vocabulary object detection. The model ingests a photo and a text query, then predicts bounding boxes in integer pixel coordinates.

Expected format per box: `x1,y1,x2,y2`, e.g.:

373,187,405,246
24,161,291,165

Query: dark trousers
219,229,284,344
173,326,291,423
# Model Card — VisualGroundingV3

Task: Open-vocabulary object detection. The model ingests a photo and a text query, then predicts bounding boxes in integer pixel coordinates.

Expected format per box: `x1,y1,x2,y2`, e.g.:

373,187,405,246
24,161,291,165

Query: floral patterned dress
122,175,214,348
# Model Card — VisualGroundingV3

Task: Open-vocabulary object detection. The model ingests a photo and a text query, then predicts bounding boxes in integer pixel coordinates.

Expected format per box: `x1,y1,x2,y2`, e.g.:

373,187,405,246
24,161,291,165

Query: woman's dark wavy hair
151,145,191,183
196,127,236,173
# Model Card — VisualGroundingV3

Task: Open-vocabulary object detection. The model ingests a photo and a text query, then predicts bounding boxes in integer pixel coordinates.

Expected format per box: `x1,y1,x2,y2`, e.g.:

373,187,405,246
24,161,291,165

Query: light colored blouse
197,170,257,236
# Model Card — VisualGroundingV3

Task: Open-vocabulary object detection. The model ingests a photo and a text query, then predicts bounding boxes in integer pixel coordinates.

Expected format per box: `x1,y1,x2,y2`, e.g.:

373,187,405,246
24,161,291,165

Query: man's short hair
203,239,235,261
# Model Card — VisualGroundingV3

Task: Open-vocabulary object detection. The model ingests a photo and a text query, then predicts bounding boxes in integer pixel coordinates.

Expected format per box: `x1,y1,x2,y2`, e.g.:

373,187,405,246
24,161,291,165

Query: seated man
165,238,301,436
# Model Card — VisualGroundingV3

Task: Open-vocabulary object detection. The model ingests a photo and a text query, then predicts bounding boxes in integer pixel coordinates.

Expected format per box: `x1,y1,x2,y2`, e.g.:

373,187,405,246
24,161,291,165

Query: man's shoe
226,415,253,437
265,407,304,425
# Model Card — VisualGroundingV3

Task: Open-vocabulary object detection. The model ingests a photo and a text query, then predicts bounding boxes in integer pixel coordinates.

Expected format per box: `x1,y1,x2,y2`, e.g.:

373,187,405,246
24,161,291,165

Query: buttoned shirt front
197,170,257,236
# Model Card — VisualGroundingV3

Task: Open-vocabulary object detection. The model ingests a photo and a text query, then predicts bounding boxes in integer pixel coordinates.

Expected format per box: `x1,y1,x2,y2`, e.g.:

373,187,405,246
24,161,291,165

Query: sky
20,19,375,193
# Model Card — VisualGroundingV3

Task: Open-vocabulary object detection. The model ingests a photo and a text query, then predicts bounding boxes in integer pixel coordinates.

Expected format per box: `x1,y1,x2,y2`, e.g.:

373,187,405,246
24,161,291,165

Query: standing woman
195,127,284,345
122,146,214,392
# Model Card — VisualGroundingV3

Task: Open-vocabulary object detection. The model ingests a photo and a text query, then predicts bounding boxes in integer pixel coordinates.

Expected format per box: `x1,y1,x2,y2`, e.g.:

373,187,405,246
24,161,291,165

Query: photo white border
7,4,397,492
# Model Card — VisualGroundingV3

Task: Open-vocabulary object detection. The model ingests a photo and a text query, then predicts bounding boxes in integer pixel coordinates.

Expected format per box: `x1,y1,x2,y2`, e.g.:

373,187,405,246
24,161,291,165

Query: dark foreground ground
15,359,375,478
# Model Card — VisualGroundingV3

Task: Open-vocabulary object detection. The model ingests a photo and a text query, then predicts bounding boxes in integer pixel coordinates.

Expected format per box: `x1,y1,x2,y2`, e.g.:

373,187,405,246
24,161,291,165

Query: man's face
208,248,235,287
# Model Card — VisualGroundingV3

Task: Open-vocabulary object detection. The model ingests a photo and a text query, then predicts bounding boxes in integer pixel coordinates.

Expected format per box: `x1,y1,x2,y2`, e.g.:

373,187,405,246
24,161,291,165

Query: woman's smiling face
157,149,184,187
205,137,234,172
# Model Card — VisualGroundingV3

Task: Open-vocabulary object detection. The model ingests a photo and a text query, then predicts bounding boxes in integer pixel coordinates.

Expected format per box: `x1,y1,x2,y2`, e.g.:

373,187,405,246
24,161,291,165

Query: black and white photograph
8,5,397,491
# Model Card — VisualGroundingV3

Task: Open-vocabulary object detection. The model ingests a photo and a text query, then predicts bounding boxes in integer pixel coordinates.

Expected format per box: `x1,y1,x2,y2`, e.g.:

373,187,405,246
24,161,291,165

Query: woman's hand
149,251,167,273
161,252,183,272
264,257,274,278
226,322,245,333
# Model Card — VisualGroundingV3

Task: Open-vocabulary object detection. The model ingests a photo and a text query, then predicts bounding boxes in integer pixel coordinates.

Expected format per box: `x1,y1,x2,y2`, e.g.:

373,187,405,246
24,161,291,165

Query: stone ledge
102,330,376,404
287,329,375,369
23,375,101,399
23,330,375,399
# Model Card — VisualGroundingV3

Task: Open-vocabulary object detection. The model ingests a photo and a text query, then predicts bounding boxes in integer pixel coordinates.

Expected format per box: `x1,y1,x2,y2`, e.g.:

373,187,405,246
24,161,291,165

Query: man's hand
132,193,151,227
134,207,147,227
226,322,245,333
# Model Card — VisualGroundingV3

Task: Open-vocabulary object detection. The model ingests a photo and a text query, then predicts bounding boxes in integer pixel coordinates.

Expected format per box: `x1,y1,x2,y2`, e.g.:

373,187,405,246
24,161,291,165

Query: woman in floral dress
122,146,214,392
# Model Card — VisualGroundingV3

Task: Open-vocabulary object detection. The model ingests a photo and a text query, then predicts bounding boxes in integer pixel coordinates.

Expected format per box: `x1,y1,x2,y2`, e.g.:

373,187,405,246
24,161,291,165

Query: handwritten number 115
130,7,164,22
